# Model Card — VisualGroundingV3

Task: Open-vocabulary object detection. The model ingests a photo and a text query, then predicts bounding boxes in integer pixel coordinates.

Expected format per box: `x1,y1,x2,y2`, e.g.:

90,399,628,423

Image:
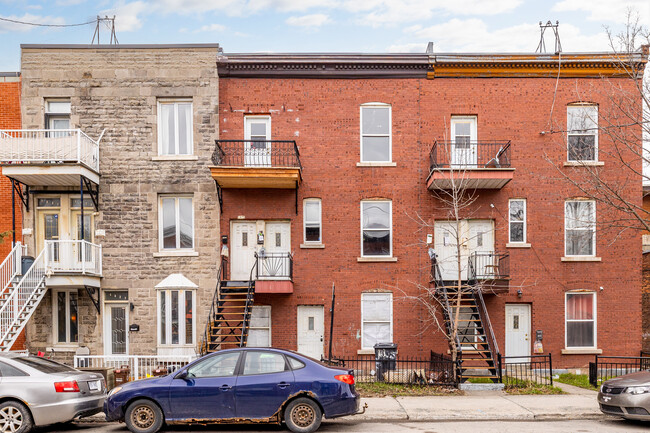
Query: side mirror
174,370,188,380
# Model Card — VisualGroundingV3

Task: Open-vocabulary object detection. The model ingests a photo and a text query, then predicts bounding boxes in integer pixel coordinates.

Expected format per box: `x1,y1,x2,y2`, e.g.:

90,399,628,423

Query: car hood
604,371,650,387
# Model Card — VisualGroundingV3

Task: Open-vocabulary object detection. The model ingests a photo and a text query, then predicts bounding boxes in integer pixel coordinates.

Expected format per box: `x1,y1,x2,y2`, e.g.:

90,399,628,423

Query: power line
0,16,95,28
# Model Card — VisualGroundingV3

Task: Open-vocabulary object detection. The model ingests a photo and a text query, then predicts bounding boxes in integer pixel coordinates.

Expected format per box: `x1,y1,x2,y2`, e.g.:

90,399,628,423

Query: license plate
88,380,101,391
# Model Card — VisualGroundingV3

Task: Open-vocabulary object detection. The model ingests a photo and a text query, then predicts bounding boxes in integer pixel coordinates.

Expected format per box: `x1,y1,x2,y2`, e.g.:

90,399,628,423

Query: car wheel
284,397,322,433
0,400,33,433
125,399,164,433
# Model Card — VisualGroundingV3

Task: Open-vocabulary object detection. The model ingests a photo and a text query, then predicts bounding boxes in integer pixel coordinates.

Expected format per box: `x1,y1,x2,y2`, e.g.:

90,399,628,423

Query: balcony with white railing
0,129,101,186
43,240,102,287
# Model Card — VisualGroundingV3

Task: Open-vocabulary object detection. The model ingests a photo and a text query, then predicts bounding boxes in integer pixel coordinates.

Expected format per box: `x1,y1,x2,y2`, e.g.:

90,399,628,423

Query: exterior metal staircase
201,260,256,354
432,257,501,383
0,247,48,351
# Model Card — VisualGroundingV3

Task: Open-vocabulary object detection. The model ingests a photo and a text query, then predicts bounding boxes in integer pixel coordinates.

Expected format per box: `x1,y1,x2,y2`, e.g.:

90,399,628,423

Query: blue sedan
104,348,361,433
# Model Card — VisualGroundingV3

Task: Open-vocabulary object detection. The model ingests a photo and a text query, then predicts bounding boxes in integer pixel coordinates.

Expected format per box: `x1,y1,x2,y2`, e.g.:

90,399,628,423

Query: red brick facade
218,67,643,367
0,76,24,350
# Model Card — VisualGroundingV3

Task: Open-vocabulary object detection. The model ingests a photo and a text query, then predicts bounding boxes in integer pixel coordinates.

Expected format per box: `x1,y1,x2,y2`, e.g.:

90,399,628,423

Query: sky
0,0,649,72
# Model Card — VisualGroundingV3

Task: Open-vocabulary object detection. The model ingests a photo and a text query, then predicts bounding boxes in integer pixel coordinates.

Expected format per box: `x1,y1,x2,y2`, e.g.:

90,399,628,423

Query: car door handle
277,382,290,389
220,385,232,391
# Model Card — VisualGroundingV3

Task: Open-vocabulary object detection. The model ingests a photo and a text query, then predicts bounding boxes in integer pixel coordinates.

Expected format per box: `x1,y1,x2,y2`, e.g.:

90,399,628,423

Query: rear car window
288,357,306,370
0,361,28,377
12,356,75,373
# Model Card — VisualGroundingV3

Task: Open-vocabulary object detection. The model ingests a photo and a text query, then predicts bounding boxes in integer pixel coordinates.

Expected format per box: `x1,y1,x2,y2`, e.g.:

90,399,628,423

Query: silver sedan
598,370,650,420
0,352,106,433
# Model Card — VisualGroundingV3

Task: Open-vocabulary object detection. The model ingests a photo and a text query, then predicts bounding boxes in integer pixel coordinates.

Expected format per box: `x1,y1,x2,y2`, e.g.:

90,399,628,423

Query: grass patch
355,382,460,397
554,373,599,391
466,377,495,384
503,377,565,395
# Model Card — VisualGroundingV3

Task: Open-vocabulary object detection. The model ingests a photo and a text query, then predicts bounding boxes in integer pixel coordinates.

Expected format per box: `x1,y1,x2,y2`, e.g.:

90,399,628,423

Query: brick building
0,45,646,375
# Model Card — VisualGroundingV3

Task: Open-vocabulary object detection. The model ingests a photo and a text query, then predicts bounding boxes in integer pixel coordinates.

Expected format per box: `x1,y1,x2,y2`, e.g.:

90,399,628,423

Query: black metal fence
213,140,301,169
589,353,650,387
500,354,554,387
255,251,293,280
429,140,511,171
323,351,456,386
469,251,510,280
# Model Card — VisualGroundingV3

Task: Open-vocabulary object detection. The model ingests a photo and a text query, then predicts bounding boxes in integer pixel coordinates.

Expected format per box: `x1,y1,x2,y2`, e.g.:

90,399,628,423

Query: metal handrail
200,259,225,355
240,259,258,347
473,286,500,357
212,140,301,169
255,251,293,280
429,140,511,172
468,251,509,280
0,242,22,295
44,240,102,275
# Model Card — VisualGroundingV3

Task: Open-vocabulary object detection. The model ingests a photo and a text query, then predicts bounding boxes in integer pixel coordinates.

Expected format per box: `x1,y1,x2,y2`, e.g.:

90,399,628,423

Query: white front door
244,116,271,167
104,303,129,355
260,222,291,279
297,305,324,359
505,304,531,360
451,116,477,166
467,220,496,278
231,222,257,280
434,220,469,281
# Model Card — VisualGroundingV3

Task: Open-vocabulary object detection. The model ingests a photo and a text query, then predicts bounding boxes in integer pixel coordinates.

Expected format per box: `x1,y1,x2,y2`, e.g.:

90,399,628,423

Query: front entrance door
104,303,128,355
259,222,291,279
231,222,257,280
297,306,324,359
434,220,494,281
505,304,531,360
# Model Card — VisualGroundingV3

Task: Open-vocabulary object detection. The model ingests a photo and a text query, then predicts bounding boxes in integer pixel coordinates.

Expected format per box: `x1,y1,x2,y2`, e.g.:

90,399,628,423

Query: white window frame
244,115,271,140
45,98,71,130
564,199,596,257
158,195,194,251
567,104,598,162
361,292,393,350
157,99,193,156
565,291,597,349
52,289,78,346
303,198,322,244
360,200,393,258
247,305,272,347
450,116,477,143
508,199,527,244
360,103,392,163
157,289,196,347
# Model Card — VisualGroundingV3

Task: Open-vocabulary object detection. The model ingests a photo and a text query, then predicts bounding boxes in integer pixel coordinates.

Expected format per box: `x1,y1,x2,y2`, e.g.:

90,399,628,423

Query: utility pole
91,16,119,45
536,20,562,54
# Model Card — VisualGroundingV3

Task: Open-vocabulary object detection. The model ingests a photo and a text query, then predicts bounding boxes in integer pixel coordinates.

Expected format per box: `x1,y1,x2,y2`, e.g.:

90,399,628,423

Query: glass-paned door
104,299,128,355
73,213,94,265
451,117,477,167
41,212,60,262
244,117,271,167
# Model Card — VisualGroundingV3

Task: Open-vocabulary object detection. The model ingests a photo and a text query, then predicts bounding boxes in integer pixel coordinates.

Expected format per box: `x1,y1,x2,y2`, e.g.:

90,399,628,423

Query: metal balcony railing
468,251,509,281
429,140,511,172
44,240,102,276
0,129,101,172
212,140,301,169
255,251,293,280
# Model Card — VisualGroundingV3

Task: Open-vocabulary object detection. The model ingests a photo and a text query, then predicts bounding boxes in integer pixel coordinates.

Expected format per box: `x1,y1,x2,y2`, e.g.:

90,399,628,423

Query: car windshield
12,356,76,373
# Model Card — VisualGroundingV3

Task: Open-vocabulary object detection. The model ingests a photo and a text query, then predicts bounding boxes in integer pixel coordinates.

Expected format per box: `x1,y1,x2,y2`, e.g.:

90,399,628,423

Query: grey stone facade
20,45,220,361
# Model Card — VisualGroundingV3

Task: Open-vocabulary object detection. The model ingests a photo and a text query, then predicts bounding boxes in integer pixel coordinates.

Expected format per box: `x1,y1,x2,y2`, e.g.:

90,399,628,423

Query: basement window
53,290,78,345
361,292,393,350
247,306,271,347
565,292,596,349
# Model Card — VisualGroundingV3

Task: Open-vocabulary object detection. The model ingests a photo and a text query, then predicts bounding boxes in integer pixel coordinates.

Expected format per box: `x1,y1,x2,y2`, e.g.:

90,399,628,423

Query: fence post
497,352,503,383
548,352,553,386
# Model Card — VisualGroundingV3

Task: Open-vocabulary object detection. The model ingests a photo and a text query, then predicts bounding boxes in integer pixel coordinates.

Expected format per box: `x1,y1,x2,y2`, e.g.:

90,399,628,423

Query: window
159,196,194,250
158,100,193,155
158,289,195,346
53,290,78,344
0,361,28,377
187,352,240,378
45,99,70,130
303,199,322,244
360,104,391,162
247,306,271,347
361,293,393,350
567,105,598,161
361,200,392,257
243,351,287,375
509,199,526,243
565,200,595,256
565,292,596,348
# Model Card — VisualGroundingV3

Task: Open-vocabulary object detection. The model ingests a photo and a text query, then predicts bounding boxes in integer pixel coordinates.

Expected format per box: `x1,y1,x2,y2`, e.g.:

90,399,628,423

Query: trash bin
21,256,35,275
80,367,115,390
152,366,168,377
374,343,397,382
114,365,131,385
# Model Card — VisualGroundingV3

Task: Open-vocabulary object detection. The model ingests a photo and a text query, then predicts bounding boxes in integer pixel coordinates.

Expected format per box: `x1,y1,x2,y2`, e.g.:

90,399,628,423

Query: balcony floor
46,274,101,288
1,164,99,187
427,168,514,190
210,166,301,188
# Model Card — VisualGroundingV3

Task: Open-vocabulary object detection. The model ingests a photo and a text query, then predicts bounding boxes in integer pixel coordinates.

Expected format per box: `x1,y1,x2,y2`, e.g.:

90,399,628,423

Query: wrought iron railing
589,354,650,387
468,251,509,280
472,286,500,377
212,140,301,169
501,354,554,387
255,251,293,280
429,140,511,172
199,259,225,355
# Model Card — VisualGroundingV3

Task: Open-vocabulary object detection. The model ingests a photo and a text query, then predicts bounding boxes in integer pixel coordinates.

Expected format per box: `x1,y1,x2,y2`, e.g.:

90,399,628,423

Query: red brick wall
0,78,24,350
219,75,642,367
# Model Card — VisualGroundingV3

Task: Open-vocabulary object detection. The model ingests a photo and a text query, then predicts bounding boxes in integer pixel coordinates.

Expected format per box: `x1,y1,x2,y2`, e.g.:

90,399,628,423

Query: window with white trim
45,99,71,131
159,196,194,250
53,290,78,344
567,104,598,161
158,289,195,346
247,306,271,347
565,200,595,256
509,199,526,243
360,104,391,162
158,100,193,155
361,200,392,257
565,292,596,348
361,293,393,350
303,199,322,244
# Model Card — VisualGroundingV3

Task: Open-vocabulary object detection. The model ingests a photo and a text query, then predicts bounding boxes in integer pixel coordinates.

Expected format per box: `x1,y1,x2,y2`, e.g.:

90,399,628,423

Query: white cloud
248,0,337,13
0,13,66,33
25,4,42,10
195,23,226,32
56,0,87,5
101,1,149,32
553,0,650,25
393,18,610,53
286,13,329,27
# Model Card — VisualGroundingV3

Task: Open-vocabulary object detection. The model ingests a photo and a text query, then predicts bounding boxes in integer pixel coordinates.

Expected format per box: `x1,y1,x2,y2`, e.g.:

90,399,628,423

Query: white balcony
43,240,102,288
0,129,101,186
